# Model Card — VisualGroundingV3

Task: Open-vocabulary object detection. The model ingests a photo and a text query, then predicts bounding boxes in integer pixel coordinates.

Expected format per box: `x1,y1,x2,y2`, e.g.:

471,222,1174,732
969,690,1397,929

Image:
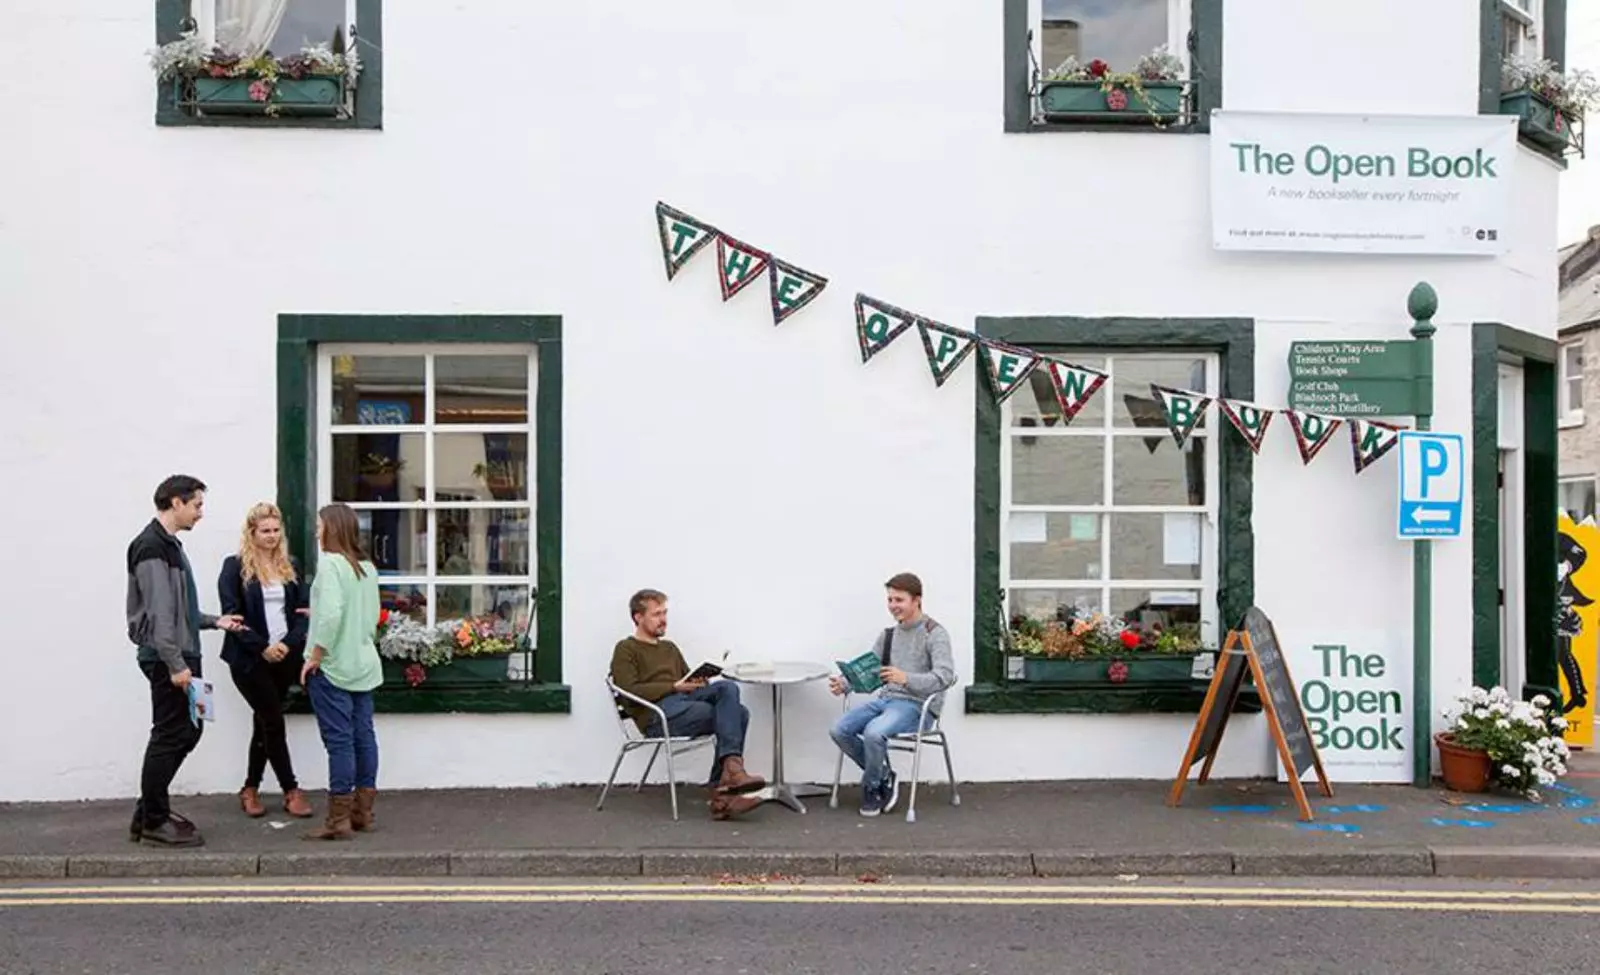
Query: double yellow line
3,881,1599,913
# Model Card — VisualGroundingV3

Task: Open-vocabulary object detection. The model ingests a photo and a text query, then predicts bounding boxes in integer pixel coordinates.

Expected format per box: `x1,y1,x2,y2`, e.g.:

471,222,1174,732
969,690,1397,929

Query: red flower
1088,59,1109,78
378,608,391,627
1118,630,1140,649
404,663,427,688
1107,660,1130,683
207,65,228,78
1105,87,1129,111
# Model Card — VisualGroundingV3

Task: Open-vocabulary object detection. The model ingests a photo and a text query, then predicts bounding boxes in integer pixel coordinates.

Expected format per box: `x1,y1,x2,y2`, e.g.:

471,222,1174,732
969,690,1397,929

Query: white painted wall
0,0,1559,801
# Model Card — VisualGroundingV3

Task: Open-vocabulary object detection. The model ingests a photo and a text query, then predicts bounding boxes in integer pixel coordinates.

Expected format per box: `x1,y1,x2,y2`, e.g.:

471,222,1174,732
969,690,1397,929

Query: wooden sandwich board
1167,607,1333,822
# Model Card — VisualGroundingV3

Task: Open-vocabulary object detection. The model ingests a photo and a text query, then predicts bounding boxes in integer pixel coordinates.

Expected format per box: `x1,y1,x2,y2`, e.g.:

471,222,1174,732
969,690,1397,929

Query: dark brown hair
629,588,667,622
318,503,368,579
154,475,206,511
885,572,923,599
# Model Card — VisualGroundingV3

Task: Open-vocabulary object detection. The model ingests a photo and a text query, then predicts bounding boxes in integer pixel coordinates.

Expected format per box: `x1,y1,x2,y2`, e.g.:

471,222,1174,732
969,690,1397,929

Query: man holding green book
828,572,956,817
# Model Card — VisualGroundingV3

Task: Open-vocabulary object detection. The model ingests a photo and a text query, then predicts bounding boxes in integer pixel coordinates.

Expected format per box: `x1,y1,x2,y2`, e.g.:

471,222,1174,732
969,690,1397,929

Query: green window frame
154,0,383,130
968,316,1256,714
278,315,567,713
1480,0,1573,165
1003,0,1223,134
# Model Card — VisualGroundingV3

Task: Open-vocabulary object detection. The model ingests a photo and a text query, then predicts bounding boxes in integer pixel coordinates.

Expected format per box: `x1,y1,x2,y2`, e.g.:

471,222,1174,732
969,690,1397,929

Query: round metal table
726,661,832,813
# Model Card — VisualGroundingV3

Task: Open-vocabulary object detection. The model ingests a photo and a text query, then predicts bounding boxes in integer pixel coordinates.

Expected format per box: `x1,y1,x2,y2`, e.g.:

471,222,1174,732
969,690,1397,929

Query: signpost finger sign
1398,431,1464,538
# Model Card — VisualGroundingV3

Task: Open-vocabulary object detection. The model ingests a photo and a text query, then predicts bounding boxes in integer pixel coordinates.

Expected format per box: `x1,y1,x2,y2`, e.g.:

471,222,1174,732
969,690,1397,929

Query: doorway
1499,361,1526,694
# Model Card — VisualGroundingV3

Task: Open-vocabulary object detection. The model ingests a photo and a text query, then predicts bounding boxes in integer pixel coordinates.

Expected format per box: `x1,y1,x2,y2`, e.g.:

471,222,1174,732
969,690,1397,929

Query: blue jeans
645,680,750,783
830,697,929,792
307,672,379,795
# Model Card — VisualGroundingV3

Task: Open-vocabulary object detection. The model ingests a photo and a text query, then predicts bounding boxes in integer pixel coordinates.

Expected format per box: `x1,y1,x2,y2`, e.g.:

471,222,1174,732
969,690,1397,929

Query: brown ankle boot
238,787,265,818
283,789,313,819
710,793,763,820
351,788,377,831
716,756,766,795
303,794,355,841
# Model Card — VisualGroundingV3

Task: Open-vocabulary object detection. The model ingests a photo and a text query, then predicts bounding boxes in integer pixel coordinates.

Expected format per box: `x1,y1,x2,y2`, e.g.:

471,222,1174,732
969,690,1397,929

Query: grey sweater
871,615,957,715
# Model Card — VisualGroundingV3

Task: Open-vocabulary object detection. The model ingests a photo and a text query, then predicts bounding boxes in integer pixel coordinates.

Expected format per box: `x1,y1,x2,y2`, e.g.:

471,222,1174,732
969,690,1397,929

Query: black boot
1560,639,1589,714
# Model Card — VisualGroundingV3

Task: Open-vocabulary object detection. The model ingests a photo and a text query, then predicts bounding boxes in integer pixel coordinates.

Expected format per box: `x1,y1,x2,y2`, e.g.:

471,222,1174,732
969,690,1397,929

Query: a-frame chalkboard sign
1167,607,1333,822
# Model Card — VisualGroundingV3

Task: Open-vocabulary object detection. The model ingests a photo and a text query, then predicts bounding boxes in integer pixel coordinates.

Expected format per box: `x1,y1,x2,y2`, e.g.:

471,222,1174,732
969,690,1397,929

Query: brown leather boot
710,793,763,820
283,789,313,819
716,756,766,795
303,794,355,841
238,787,265,818
351,788,377,831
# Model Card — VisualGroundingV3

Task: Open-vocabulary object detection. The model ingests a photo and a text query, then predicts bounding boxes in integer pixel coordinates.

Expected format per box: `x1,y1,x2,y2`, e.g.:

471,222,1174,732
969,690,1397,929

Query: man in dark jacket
126,475,242,847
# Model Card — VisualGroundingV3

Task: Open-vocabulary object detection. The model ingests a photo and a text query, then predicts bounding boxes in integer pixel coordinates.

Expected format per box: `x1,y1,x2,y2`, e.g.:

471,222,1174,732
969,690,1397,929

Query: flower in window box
1118,629,1140,650
1105,88,1129,111
1500,55,1600,156
1041,44,1186,127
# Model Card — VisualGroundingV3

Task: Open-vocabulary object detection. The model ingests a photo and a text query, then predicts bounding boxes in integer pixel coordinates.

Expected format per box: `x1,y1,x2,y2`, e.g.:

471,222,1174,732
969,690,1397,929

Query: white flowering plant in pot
1501,55,1600,117
1442,686,1570,799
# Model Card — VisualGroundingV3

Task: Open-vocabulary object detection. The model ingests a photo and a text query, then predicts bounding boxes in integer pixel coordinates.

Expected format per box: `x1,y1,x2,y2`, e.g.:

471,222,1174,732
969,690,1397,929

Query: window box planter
1499,89,1583,157
178,76,347,117
381,653,511,687
1039,81,1184,125
1020,652,1206,684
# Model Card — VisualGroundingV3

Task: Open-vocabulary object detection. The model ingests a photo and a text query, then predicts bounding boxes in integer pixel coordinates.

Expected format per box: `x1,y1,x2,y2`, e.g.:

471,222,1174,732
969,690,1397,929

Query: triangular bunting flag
1216,399,1275,455
979,342,1042,405
854,294,917,363
715,234,771,301
1045,360,1108,424
917,319,978,386
655,202,718,282
767,258,828,325
1349,418,1404,474
1149,385,1213,448
1285,410,1342,465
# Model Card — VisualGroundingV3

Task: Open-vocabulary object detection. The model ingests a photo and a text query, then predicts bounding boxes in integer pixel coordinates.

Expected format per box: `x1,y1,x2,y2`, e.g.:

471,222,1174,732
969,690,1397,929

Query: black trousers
136,660,203,828
229,659,300,792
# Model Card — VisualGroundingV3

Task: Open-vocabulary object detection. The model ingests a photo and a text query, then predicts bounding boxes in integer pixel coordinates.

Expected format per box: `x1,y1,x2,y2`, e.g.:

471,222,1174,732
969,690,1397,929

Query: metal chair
828,691,960,823
595,677,715,821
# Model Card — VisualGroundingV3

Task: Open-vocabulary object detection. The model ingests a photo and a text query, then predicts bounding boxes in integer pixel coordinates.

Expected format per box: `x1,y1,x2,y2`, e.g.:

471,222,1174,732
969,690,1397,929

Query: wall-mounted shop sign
1211,111,1518,256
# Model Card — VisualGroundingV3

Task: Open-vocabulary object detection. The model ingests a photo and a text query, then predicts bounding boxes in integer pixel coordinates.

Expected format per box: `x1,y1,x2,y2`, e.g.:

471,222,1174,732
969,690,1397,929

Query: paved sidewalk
5,754,1600,880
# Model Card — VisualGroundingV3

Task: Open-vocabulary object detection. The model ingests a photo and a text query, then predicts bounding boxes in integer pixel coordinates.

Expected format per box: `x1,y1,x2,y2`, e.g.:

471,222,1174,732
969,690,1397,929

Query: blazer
218,554,309,673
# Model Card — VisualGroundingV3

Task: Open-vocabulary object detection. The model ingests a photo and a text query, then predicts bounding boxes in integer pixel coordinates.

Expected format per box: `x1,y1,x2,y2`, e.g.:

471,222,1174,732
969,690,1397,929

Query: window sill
286,682,571,714
1499,90,1581,168
155,81,379,130
1560,414,1585,430
964,681,1261,715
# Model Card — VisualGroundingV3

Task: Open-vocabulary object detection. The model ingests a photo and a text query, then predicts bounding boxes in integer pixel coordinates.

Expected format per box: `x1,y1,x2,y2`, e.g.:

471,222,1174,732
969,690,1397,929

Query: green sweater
307,555,383,693
610,637,689,730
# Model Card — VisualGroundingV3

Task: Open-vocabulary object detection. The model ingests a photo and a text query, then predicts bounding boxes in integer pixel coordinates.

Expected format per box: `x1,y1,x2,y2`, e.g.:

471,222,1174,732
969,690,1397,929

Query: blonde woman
301,502,383,840
218,503,313,819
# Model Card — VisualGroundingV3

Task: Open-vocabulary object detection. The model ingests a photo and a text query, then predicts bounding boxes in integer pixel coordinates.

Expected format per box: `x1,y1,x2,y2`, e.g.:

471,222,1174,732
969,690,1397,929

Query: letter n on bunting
1045,360,1107,424
1149,385,1212,448
917,319,978,386
979,342,1042,405
855,294,918,363
1217,399,1274,454
655,202,718,281
715,234,771,301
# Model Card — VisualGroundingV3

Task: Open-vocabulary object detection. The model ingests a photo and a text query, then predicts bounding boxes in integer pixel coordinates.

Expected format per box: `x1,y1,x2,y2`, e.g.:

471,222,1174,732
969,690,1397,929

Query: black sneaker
859,782,884,818
140,818,204,848
882,770,901,815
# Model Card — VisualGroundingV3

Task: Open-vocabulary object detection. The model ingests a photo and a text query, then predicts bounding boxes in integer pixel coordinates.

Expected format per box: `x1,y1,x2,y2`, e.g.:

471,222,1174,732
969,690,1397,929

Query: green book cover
836,651,883,694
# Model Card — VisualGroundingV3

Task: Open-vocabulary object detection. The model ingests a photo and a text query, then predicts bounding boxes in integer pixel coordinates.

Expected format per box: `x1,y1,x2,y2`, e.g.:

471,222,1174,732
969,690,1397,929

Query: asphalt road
4,877,1600,974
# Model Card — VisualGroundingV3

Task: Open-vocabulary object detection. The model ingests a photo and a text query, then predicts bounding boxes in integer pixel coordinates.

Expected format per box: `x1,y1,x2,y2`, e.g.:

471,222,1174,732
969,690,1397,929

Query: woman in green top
300,503,383,840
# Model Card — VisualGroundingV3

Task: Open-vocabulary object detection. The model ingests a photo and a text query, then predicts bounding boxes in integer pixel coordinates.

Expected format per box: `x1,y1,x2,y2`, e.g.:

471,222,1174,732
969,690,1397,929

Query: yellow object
1556,513,1598,749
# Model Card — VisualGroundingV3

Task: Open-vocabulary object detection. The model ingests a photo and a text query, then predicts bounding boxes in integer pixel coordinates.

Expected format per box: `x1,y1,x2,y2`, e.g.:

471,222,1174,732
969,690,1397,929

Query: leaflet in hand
187,679,216,727
835,651,883,694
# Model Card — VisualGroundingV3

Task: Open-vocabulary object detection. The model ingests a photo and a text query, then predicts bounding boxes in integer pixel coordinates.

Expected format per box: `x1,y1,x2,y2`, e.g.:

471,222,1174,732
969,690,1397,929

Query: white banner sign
1277,630,1411,784
1211,111,1518,256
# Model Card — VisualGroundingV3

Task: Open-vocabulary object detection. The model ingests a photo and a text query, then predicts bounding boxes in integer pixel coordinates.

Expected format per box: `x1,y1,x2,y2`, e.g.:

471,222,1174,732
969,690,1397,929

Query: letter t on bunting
916,319,978,386
1045,360,1108,424
715,234,771,301
655,202,719,282
979,341,1042,405
1149,385,1213,448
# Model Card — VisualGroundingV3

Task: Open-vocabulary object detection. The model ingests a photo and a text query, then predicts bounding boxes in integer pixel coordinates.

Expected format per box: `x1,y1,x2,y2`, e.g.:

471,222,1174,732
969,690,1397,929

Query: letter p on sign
1397,431,1464,539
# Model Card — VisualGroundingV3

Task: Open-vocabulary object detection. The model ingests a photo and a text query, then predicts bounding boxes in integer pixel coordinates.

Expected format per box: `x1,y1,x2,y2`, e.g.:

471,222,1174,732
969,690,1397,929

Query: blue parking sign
1397,431,1464,539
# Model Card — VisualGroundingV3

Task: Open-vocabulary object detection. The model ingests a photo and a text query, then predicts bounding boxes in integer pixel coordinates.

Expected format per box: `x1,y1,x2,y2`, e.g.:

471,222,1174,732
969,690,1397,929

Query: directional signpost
1397,432,1464,539
1401,284,1439,789
1288,341,1420,417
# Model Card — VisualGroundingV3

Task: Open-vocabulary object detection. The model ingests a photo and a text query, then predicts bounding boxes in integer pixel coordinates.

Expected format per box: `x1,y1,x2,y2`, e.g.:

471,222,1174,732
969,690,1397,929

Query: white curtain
215,0,290,58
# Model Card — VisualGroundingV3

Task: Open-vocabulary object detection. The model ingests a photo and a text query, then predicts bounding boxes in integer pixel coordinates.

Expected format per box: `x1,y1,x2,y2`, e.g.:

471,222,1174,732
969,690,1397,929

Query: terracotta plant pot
1435,732,1492,793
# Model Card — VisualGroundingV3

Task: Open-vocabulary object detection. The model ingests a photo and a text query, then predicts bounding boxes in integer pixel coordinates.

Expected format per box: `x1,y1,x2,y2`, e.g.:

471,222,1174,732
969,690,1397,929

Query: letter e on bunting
1045,360,1107,424
854,294,917,363
1349,418,1405,474
979,341,1042,405
1217,399,1274,455
1149,385,1212,448
917,319,978,386
1285,410,1342,465
767,258,828,326
715,234,771,301
655,202,718,282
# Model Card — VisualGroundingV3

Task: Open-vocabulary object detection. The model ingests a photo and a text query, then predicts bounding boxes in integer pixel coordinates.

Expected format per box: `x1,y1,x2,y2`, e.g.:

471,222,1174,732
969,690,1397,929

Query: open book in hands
684,650,731,683
835,651,884,694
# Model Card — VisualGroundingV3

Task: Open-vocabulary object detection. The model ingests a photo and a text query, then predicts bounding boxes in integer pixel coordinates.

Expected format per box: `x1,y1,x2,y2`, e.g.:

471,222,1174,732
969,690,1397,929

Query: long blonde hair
238,502,298,585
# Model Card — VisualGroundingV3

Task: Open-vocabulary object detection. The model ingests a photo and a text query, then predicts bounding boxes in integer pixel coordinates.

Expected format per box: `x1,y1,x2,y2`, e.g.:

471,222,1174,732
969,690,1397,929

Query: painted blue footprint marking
1464,804,1538,814
1429,818,1496,828
1211,804,1275,813
1561,796,1596,809
1323,805,1386,814
1299,823,1361,834
1577,816,1600,825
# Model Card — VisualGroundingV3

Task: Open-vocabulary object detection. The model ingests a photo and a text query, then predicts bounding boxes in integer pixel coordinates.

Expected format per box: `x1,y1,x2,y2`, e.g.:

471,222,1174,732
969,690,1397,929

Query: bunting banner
855,294,918,363
917,319,978,386
715,234,771,301
767,258,828,325
979,341,1042,405
1045,359,1108,424
1216,399,1275,455
655,201,718,281
1286,410,1343,465
1350,418,1405,474
1150,384,1214,448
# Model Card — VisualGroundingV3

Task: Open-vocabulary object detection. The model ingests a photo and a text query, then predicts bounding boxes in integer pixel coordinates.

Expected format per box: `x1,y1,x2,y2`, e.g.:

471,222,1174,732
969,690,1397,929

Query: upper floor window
1561,340,1585,424
1500,0,1541,59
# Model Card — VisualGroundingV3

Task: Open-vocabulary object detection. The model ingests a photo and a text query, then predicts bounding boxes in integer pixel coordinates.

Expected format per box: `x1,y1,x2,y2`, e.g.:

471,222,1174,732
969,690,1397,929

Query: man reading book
828,572,956,817
609,589,766,820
